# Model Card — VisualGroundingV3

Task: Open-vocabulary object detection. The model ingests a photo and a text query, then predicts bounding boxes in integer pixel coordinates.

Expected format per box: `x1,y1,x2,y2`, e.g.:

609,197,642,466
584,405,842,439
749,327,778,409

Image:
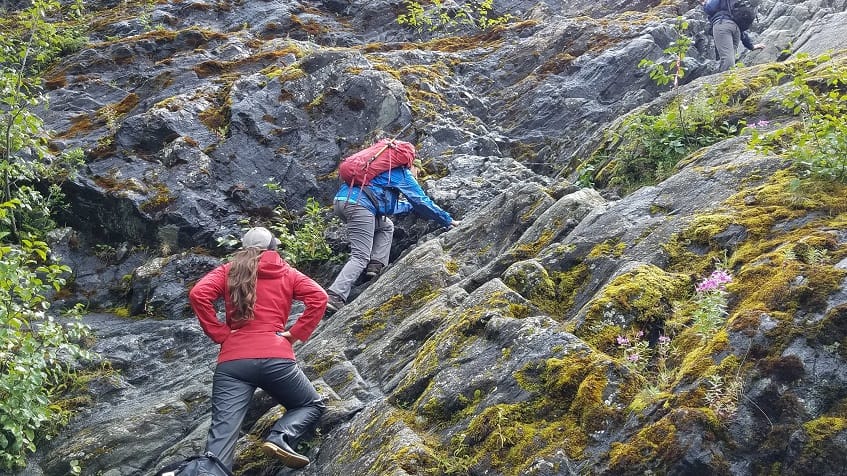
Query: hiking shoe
326,292,345,313
261,433,310,468
364,260,384,279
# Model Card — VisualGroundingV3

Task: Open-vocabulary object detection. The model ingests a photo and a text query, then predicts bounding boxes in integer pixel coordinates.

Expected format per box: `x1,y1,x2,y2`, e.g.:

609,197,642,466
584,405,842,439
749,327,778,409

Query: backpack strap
341,180,382,218
365,139,395,186
360,186,383,218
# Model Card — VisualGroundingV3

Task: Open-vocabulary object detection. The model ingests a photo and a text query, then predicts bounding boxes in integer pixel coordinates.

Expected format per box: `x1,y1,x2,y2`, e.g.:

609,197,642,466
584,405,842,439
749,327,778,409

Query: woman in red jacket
189,227,328,469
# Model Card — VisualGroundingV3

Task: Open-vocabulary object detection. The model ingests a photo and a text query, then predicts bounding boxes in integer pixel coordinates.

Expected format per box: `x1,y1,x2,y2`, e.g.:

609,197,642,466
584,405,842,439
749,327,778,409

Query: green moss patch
802,417,847,458
665,170,847,360
608,408,724,473
578,264,690,352
511,229,555,260
351,283,439,343
441,351,620,475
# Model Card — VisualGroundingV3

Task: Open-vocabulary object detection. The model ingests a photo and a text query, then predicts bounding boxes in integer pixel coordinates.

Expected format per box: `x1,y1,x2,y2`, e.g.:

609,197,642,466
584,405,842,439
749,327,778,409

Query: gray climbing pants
713,19,740,72
327,200,393,300
206,358,325,469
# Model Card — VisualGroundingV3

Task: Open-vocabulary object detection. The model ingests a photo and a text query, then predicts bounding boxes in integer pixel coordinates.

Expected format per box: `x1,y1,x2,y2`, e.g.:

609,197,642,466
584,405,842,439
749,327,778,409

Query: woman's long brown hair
227,248,264,322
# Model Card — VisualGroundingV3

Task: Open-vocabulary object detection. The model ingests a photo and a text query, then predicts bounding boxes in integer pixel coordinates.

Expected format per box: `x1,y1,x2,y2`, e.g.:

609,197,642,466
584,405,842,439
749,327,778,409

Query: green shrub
0,1,96,469
593,94,742,192
397,0,512,35
749,54,847,182
0,239,93,469
272,197,340,267
638,18,692,89
583,18,742,193
1,0,87,239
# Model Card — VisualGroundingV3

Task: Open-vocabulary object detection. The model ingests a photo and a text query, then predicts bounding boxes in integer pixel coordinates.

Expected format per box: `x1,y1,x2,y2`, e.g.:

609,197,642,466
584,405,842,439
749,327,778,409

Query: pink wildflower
658,335,671,344
696,269,733,293
711,269,732,285
627,353,640,362
616,335,629,346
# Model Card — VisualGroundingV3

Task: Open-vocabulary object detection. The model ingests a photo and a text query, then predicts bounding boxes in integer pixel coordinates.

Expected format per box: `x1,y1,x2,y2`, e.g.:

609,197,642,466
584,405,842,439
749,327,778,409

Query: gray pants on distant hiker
713,19,741,72
206,358,325,468
328,200,392,301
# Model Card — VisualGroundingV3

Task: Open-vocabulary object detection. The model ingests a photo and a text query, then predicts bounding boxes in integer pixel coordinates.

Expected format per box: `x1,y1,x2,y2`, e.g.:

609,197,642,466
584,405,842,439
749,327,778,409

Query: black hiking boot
326,292,345,313
261,432,310,468
364,260,384,279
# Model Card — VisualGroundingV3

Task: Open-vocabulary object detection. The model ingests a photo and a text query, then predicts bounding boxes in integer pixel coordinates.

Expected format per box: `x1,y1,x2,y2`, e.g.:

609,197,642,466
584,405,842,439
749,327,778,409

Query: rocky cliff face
15,0,847,474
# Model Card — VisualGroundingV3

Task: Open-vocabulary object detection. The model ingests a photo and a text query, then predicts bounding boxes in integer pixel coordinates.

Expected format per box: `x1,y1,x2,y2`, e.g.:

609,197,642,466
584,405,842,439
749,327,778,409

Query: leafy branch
0,0,94,470
397,0,512,35
748,54,847,182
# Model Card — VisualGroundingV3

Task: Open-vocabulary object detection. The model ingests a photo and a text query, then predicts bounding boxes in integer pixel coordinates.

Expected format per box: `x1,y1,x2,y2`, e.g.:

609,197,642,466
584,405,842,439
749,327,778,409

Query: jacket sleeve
189,265,230,344
391,198,413,215
288,270,328,343
740,31,755,50
394,169,454,227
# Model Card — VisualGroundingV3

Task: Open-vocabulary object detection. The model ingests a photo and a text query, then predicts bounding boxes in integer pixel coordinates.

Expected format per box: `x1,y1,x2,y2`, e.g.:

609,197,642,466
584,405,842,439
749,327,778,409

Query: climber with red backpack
325,131,459,312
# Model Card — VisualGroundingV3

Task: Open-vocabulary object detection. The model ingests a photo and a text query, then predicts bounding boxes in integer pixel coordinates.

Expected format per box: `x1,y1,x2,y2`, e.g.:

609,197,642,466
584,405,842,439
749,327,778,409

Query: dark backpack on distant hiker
729,0,758,31
155,452,233,476
338,139,416,188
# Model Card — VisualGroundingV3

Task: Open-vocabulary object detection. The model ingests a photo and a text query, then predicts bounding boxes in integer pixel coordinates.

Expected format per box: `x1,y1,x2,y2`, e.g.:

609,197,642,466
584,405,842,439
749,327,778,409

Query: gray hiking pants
206,358,325,469
713,19,740,72
328,200,393,301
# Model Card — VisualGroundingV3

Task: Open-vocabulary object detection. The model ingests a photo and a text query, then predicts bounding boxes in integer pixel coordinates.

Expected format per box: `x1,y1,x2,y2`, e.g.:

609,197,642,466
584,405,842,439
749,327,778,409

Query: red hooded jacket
189,250,328,363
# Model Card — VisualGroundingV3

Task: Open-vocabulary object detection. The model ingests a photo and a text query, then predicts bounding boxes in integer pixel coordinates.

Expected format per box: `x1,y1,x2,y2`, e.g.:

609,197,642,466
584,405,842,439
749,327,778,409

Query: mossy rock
608,407,727,474
502,259,555,301
579,264,691,352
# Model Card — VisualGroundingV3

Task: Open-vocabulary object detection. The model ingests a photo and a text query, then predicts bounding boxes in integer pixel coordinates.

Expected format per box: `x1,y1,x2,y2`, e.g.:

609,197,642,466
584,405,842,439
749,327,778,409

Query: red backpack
338,139,416,187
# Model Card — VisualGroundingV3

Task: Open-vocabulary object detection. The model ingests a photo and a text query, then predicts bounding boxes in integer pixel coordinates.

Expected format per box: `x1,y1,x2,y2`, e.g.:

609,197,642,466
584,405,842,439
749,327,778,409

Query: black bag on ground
155,452,233,476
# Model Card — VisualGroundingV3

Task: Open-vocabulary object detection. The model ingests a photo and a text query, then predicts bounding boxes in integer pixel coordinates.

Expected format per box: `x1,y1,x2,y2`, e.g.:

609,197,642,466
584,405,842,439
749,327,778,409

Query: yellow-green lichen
454,351,615,474
675,329,730,385
445,259,459,274
504,261,589,322
140,182,174,213
802,417,847,457
508,303,531,319
588,239,627,258
352,284,438,342
306,354,340,377
519,198,548,224
608,408,725,473
263,64,306,83
110,307,131,318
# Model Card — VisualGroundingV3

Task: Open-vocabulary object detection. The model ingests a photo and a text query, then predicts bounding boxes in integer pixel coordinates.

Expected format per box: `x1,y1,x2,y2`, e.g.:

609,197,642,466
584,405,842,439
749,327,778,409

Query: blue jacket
703,0,755,50
334,167,454,228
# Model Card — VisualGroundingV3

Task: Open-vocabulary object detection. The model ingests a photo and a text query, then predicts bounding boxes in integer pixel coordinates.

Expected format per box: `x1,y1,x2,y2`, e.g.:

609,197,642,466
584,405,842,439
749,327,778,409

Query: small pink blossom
627,353,640,362
616,335,629,346
696,269,733,293
658,335,671,344
749,120,770,128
